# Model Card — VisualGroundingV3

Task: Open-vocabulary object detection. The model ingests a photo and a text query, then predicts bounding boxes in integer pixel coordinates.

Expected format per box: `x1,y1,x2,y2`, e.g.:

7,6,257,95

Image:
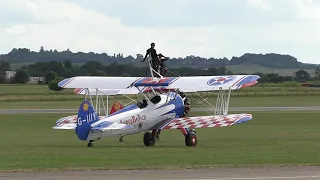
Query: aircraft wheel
143,132,156,146
119,136,124,142
189,129,197,135
185,132,197,147
87,142,93,147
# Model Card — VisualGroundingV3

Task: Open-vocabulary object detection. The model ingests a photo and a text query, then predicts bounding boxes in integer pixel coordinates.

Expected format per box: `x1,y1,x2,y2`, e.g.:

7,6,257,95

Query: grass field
1,111,320,171
1,96,319,109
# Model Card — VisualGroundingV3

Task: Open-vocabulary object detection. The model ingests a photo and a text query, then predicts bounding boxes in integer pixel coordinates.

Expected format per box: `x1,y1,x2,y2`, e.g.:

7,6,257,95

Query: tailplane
76,100,99,141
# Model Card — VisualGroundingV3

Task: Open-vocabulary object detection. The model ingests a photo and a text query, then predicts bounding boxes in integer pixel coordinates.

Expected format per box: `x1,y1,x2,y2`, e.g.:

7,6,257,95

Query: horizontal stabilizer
52,125,76,130
52,115,77,130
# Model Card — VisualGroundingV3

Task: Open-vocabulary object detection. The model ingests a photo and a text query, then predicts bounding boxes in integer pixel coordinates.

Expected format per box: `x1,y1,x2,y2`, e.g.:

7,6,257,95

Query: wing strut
147,53,163,79
190,87,232,116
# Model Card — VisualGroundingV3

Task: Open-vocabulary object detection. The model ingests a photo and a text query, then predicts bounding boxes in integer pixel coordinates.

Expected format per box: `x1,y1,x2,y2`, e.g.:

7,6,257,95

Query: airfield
2,85,320,179
2,106,320,179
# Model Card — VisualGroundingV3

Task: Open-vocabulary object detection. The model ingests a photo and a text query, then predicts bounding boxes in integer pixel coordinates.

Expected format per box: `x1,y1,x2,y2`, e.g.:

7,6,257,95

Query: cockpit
137,99,148,109
150,95,161,104
136,95,162,109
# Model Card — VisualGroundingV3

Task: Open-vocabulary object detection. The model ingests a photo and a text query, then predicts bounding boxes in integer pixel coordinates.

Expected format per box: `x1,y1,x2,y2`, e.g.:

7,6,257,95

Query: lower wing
157,114,252,129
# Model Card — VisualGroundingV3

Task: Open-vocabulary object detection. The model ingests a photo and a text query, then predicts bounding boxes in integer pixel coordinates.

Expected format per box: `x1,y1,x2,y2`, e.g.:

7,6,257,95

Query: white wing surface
58,76,139,89
59,75,260,93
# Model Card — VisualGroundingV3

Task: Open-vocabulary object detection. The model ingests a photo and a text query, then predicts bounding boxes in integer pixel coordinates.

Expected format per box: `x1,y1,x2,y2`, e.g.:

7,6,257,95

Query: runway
1,166,320,180
1,106,320,114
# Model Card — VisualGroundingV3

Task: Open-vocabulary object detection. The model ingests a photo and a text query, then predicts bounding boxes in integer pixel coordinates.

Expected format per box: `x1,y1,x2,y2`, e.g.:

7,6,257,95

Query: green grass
1,111,320,171
1,96,320,109
0,84,74,95
227,64,316,77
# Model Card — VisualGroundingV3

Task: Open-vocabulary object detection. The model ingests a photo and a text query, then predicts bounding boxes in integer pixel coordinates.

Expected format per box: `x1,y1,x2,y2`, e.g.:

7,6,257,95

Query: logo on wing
207,76,236,86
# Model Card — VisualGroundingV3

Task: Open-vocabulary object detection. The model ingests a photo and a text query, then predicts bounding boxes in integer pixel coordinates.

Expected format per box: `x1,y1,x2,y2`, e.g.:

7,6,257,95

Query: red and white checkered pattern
160,114,252,129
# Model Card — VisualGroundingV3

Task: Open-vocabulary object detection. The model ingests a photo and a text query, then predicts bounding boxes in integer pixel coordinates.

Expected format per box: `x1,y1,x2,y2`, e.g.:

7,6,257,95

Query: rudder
76,100,99,141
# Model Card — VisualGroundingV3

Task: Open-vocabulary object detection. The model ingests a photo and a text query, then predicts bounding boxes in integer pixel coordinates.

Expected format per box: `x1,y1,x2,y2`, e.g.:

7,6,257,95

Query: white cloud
0,0,320,64
246,0,271,10
295,0,320,18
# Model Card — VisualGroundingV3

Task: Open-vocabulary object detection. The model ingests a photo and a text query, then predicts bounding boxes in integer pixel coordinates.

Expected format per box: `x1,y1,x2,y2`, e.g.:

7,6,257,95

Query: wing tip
233,115,253,125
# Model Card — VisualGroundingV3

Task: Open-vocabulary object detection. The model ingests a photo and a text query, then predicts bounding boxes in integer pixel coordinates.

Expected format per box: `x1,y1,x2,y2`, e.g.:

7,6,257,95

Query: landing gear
189,129,197,135
185,132,197,147
87,140,94,147
155,129,161,141
143,132,156,146
119,136,124,142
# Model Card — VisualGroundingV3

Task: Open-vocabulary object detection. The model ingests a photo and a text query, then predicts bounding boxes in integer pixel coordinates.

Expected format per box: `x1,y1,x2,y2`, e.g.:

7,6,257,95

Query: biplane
53,55,260,147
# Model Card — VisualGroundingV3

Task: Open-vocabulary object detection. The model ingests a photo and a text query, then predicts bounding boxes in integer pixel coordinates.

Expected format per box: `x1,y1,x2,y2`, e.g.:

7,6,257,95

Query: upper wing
74,88,121,95
155,114,252,130
74,87,141,95
58,75,260,92
58,76,140,89
166,75,260,92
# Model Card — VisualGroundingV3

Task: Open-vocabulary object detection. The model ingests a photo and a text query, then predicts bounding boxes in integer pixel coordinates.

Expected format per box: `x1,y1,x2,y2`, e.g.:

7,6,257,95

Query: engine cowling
178,91,190,117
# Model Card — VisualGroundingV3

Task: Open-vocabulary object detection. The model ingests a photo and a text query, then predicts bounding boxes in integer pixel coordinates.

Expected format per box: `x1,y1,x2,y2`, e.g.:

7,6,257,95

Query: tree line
1,60,319,90
0,47,317,69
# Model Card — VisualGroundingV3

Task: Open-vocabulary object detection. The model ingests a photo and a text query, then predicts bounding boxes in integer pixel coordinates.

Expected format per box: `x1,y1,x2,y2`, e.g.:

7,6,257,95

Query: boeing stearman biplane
53,55,260,147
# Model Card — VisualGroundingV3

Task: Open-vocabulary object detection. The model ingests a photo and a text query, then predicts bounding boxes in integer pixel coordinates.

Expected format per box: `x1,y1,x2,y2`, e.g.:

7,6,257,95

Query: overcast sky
1,0,320,63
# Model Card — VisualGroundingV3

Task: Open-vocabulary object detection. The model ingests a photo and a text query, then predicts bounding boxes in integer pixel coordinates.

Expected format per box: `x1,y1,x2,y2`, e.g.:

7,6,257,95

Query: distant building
1,71,44,84
5,71,16,80
28,77,45,84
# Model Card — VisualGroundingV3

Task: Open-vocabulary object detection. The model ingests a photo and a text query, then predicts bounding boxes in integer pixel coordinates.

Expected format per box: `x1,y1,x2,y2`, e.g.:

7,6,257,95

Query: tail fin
109,101,124,115
76,100,99,141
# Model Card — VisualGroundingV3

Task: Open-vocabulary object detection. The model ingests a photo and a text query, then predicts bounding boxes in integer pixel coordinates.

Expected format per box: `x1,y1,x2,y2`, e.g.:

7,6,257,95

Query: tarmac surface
1,106,320,114
1,166,320,180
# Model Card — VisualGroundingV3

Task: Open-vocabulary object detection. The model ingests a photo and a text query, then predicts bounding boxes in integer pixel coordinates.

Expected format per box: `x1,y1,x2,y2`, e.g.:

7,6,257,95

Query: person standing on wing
158,53,169,76
142,42,160,76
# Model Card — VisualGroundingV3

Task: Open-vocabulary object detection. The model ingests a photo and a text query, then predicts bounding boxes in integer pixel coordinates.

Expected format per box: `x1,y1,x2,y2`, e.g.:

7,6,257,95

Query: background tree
63,60,72,70
90,70,105,76
12,69,29,84
1,48,316,70
44,71,58,84
315,65,320,82
81,61,105,74
48,76,64,91
294,69,311,82
0,61,11,71
0,71,6,83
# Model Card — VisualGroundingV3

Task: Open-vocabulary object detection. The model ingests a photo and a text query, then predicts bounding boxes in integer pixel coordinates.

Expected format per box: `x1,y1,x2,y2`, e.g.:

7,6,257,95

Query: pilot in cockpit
137,99,148,109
